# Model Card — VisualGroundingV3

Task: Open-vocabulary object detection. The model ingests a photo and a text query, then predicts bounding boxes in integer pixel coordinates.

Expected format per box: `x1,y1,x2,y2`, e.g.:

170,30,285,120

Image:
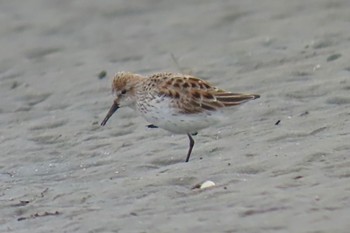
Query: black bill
101,100,119,126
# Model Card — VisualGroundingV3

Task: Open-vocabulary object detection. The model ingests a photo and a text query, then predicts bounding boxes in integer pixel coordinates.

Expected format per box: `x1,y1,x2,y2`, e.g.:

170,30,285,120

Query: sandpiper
101,72,259,162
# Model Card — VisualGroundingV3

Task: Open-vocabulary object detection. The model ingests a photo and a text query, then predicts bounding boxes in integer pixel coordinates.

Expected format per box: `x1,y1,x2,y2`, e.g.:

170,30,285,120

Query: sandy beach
1,0,350,232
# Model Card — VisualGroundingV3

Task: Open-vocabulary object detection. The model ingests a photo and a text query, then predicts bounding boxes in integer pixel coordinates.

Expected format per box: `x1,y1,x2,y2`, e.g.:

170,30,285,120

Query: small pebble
98,70,107,79
192,180,216,190
11,81,19,89
197,180,215,189
327,54,341,62
200,180,215,189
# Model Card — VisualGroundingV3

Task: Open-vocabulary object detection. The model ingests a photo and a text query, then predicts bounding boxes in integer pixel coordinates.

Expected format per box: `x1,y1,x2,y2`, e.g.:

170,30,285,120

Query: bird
101,72,260,162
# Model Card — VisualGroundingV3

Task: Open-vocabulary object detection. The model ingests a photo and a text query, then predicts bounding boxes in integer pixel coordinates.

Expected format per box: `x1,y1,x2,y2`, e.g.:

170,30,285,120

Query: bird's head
101,72,144,126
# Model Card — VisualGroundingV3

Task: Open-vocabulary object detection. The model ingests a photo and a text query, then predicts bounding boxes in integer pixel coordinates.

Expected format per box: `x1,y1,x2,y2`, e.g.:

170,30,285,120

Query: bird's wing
152,73,259,114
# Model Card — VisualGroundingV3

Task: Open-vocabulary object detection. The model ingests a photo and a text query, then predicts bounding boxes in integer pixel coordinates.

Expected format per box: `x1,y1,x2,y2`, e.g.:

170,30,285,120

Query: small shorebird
101,72,260,162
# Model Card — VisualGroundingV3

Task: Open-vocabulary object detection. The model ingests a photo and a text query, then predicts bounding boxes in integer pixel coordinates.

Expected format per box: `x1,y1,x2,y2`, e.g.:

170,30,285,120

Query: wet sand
1,0,350,232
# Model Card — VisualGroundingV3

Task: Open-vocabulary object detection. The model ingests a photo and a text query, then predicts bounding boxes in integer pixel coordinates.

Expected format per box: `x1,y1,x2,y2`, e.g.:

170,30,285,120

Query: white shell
200,180,216,189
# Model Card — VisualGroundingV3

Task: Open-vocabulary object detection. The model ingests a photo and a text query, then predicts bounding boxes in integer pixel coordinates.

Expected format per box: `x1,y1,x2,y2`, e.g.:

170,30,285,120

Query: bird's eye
121,90,127,94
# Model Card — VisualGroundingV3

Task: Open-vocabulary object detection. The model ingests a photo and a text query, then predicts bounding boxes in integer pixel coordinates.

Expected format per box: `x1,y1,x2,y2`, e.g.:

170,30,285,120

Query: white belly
136,97,220,134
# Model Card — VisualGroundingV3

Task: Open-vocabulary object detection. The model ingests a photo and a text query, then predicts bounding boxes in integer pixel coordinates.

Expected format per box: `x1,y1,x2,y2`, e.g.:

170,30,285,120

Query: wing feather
150,73,259,114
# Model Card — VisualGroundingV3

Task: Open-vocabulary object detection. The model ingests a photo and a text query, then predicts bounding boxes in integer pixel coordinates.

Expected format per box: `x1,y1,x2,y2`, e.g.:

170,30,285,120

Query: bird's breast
136,95,218,134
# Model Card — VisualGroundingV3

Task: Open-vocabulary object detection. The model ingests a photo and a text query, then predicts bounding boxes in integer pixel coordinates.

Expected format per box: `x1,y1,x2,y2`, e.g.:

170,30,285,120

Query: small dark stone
11,81,19,89
98,70,107,79
300,111,309,116
11,200,30,207
275,120,281,125
147,124,158,128
327,54,341,62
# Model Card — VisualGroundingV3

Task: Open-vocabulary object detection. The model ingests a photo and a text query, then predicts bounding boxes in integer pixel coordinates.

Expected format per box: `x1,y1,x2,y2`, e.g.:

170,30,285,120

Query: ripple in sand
326,97,350,105
17,93,51,107
29,120,67,131
29,134,64,145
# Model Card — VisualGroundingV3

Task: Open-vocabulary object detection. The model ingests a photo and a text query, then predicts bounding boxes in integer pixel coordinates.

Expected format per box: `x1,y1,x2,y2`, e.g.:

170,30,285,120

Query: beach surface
1,0,350,232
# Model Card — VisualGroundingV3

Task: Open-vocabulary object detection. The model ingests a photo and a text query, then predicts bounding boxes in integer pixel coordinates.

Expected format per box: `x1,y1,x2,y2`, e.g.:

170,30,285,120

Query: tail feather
202,93,260,108
215,93,259,105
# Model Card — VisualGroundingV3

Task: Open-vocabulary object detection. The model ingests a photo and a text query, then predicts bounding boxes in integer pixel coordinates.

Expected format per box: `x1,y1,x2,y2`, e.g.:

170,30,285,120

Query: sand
1,0,350,232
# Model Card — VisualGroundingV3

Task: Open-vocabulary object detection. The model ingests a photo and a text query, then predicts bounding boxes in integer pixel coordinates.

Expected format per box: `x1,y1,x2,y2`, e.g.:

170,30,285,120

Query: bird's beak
101,100,119,126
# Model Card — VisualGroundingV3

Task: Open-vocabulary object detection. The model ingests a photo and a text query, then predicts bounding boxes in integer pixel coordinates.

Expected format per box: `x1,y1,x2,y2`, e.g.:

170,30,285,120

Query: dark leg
185,133,195,162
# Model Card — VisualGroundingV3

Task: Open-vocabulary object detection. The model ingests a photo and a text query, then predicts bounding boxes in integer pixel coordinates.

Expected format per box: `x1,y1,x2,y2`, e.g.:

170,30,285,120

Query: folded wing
155,73,260,114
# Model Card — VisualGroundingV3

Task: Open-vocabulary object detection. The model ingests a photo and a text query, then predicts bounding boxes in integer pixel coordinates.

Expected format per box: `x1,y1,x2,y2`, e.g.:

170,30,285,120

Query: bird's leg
185,133,195,162
147,124,158,128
